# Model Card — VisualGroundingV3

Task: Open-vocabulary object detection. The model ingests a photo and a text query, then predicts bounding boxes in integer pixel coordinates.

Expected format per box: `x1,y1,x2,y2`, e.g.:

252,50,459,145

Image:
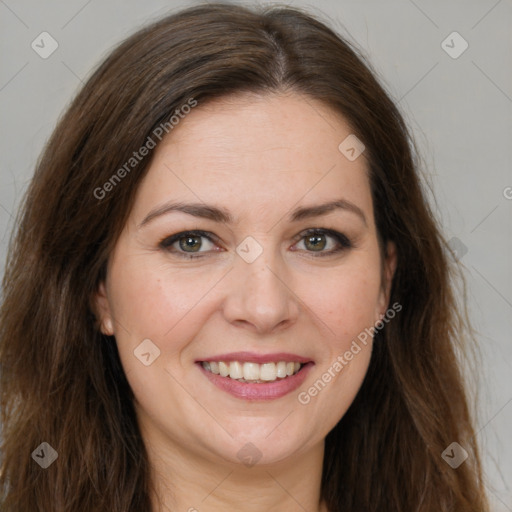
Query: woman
0,3,489,511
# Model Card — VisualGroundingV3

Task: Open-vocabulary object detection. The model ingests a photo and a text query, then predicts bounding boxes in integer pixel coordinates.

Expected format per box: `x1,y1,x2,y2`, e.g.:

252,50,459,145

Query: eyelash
159,228,352,259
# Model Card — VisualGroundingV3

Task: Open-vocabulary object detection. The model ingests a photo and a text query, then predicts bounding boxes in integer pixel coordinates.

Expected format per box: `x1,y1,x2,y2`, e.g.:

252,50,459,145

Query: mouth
196,352,314,401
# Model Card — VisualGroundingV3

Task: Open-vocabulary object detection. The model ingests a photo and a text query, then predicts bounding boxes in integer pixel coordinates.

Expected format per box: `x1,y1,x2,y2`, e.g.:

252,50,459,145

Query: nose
221,246,300,335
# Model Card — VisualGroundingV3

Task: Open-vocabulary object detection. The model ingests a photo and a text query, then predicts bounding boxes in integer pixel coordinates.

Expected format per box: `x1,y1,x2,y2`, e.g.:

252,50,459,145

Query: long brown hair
0,3,488,510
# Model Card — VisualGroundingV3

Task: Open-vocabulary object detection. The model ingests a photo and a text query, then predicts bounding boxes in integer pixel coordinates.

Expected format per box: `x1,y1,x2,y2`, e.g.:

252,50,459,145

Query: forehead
130,92,373,225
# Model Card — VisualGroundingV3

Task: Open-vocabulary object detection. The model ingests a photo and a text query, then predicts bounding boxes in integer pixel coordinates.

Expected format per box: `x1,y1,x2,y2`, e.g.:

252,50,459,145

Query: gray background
1,0,511,508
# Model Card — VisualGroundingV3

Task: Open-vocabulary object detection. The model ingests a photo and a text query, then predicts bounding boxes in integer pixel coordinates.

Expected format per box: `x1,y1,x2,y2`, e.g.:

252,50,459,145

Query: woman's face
96,92,396,467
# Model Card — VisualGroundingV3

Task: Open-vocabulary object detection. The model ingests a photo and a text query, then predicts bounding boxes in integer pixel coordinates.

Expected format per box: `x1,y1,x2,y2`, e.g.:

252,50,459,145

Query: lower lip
197,362,314,401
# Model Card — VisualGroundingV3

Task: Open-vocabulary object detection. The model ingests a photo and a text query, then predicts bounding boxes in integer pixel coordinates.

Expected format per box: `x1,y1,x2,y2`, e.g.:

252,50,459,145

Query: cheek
300,261,382,345
108,256,212,338
106,259,210,403
294,265,380,431
107,255,230,384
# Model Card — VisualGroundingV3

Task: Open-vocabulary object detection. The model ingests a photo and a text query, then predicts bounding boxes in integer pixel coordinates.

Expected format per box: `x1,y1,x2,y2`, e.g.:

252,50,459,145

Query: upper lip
197,351,312,364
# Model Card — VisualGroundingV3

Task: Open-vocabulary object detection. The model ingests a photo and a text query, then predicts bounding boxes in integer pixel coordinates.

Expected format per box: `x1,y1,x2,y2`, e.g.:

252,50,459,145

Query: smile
197,353,314,401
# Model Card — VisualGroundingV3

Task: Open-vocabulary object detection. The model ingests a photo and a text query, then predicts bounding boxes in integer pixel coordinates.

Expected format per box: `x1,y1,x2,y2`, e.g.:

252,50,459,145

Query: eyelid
159,229,220,251
293,227,352,246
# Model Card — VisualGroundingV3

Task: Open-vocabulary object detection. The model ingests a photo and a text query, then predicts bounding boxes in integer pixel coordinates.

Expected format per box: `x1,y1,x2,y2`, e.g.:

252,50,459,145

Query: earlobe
102,317,114,336
94,281,114,335
384,240,397,299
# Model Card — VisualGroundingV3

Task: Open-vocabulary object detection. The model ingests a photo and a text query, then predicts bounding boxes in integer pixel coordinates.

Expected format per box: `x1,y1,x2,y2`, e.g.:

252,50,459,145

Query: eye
292,228,352,256
159,230,220,258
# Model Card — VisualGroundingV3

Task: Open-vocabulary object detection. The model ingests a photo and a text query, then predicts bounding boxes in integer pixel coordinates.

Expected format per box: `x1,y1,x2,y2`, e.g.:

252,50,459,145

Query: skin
95,91,397,512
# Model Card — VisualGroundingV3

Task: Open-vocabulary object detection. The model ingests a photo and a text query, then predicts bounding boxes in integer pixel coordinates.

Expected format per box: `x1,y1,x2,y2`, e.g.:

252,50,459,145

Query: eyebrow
138,198,367,228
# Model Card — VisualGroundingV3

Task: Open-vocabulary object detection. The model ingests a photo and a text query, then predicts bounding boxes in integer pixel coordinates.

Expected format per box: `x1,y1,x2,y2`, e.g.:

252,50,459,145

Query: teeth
243,362,259,380
230,361,243,379
276,361,287,378
260,363,276,381
219,361,229,377
201,360,304,382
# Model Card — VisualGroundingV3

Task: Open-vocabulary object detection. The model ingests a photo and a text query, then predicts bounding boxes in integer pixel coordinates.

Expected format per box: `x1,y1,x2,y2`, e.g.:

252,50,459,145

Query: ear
94,281,115,336
375,240,397,323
